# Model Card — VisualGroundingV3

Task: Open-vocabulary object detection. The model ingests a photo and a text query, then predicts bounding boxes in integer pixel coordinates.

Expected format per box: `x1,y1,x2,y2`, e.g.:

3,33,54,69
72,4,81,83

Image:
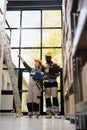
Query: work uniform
44,61,60,117
23,61,43,117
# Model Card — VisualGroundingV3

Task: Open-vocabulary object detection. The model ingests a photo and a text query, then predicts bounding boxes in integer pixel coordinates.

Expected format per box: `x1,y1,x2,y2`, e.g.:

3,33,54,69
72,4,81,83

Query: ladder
1,27,22,117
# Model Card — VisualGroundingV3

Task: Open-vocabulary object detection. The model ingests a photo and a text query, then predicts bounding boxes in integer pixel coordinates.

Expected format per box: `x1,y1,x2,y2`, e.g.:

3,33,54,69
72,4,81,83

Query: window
42,29,62,47
11,49,19,68
11,29,20,47
21,29,41,47
6,9,62,113
21,49,40,68
22,11,41,28
6,10,62,68
6,11,20,28
42,10,61,27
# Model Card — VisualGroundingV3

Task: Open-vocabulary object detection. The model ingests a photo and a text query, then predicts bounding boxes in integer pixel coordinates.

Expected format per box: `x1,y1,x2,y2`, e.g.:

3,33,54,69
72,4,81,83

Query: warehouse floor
0,116,75,130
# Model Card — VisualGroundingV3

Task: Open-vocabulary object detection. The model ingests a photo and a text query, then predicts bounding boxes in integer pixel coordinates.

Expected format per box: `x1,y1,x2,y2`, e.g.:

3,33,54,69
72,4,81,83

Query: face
45,56,51,63
34,61,40,69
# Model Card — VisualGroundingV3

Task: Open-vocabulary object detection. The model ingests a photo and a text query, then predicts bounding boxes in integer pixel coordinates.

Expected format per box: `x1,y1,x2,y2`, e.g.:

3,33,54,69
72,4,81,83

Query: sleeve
41,65,45,73
23,61,32,72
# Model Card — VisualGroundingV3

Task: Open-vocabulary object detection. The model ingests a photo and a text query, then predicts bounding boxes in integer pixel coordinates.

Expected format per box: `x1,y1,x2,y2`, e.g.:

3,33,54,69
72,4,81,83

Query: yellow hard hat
34,58,42,64
45,51,52,57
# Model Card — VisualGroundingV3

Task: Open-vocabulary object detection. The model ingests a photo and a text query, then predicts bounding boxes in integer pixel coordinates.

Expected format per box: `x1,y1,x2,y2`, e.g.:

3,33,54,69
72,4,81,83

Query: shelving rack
62,0,75,123
62,0,87,129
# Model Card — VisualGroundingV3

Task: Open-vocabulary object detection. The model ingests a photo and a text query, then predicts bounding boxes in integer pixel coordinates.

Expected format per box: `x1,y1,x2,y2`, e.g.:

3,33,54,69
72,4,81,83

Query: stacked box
69,94,75,115
64,101,67,114
0,46,1,57
82,63,87,101
64,99,70,114
81,67,85,100
64,78,69,96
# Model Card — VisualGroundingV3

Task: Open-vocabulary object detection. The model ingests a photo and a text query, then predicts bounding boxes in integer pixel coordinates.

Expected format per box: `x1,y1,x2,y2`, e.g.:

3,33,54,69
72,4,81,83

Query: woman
18,55,44,118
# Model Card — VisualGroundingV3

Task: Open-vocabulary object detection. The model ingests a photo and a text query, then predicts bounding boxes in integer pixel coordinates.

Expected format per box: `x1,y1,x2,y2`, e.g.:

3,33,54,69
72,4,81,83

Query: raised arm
18,55,32,72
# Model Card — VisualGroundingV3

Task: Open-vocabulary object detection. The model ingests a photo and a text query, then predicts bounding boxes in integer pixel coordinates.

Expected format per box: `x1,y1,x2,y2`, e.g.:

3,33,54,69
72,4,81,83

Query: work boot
28,114,33,118
36,114,40,118
45,114,52,119
54,114,61,119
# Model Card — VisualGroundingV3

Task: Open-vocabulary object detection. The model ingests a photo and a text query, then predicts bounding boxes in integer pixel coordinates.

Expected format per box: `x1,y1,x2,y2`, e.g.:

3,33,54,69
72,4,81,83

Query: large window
6,10,62,68
5,9,62,113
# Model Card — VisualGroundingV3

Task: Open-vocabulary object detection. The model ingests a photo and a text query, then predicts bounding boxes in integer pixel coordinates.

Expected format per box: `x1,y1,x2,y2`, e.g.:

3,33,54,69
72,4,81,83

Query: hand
18,55,22,59
18,55,24,62
40,72,44,75
45,69,49,74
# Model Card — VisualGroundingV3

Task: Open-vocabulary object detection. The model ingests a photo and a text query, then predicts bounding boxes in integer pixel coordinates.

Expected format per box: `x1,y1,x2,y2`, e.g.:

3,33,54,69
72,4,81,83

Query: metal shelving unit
62,0,75,123
62,0,87,129
72,0,87,129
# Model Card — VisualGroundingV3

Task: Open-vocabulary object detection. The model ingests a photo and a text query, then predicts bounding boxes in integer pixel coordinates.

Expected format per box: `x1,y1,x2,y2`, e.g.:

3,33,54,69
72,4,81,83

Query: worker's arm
49,63,60,77
18,55,24,62
18,55,32,72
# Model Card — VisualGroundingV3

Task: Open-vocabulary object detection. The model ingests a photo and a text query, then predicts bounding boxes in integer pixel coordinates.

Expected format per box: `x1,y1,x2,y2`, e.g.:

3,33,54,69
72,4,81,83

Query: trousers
44,81,59,115
27,77,41,116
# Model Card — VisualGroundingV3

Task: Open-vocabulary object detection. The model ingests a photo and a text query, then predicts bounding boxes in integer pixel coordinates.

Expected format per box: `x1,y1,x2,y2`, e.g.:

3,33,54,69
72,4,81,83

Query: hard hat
45,51,52,57
34,58,42,64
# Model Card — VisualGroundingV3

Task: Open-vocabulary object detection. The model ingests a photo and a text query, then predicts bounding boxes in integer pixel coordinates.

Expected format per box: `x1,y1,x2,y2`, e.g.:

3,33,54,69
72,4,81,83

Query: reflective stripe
44,79,56,83
49,78,56,83
44,79,49,82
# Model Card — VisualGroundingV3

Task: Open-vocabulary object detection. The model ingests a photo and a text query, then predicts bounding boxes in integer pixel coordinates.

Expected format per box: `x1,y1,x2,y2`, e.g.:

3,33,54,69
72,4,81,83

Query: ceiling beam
7,0,62,10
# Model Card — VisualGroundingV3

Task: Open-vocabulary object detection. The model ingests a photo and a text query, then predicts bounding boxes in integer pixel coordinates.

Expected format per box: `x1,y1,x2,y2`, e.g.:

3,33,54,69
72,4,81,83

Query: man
44,51,60,118
18,55,44,118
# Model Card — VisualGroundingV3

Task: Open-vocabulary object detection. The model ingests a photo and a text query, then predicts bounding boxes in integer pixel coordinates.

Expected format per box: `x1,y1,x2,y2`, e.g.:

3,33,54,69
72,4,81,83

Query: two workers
18,51,60,118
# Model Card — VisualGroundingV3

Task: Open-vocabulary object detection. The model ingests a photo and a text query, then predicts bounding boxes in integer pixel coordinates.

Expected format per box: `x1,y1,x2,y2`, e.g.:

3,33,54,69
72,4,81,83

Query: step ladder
1,27,22,117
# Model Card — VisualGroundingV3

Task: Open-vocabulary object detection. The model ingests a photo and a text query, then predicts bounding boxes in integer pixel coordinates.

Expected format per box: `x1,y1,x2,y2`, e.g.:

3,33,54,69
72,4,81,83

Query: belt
44,79,56,82
44,79,49,82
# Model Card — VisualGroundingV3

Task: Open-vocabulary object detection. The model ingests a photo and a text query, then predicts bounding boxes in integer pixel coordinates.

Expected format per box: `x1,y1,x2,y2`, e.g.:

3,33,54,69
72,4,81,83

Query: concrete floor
0,116,75,130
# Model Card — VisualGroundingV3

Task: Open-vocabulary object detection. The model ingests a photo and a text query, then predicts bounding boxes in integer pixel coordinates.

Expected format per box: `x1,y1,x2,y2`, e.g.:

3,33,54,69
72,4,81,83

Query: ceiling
7,0,62,10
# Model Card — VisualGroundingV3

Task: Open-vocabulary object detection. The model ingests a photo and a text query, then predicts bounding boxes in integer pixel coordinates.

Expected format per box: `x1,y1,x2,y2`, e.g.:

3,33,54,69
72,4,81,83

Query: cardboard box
0,48,1,57
82,63,87,101
69,94,75,115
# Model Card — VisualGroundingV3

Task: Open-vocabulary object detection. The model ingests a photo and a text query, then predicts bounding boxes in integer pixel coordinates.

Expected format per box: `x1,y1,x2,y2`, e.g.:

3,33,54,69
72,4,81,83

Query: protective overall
23,61,43,117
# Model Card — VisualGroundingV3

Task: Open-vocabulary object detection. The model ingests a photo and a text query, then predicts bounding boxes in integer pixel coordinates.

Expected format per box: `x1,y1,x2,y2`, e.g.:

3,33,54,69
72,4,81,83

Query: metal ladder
1,27,22,117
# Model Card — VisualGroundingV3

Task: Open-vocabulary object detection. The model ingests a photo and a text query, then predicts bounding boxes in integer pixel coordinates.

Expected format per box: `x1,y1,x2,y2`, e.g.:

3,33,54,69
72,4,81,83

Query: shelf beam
72,0,87,56
76,101,87,113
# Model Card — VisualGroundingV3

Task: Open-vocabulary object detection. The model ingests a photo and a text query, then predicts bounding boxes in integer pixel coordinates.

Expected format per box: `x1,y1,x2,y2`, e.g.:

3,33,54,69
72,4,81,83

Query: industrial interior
0,0,87,130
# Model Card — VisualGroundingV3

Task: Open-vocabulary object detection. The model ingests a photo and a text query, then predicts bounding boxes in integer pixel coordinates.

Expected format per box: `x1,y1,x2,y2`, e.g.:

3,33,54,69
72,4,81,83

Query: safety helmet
45,51,52,57
34,58,42,64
